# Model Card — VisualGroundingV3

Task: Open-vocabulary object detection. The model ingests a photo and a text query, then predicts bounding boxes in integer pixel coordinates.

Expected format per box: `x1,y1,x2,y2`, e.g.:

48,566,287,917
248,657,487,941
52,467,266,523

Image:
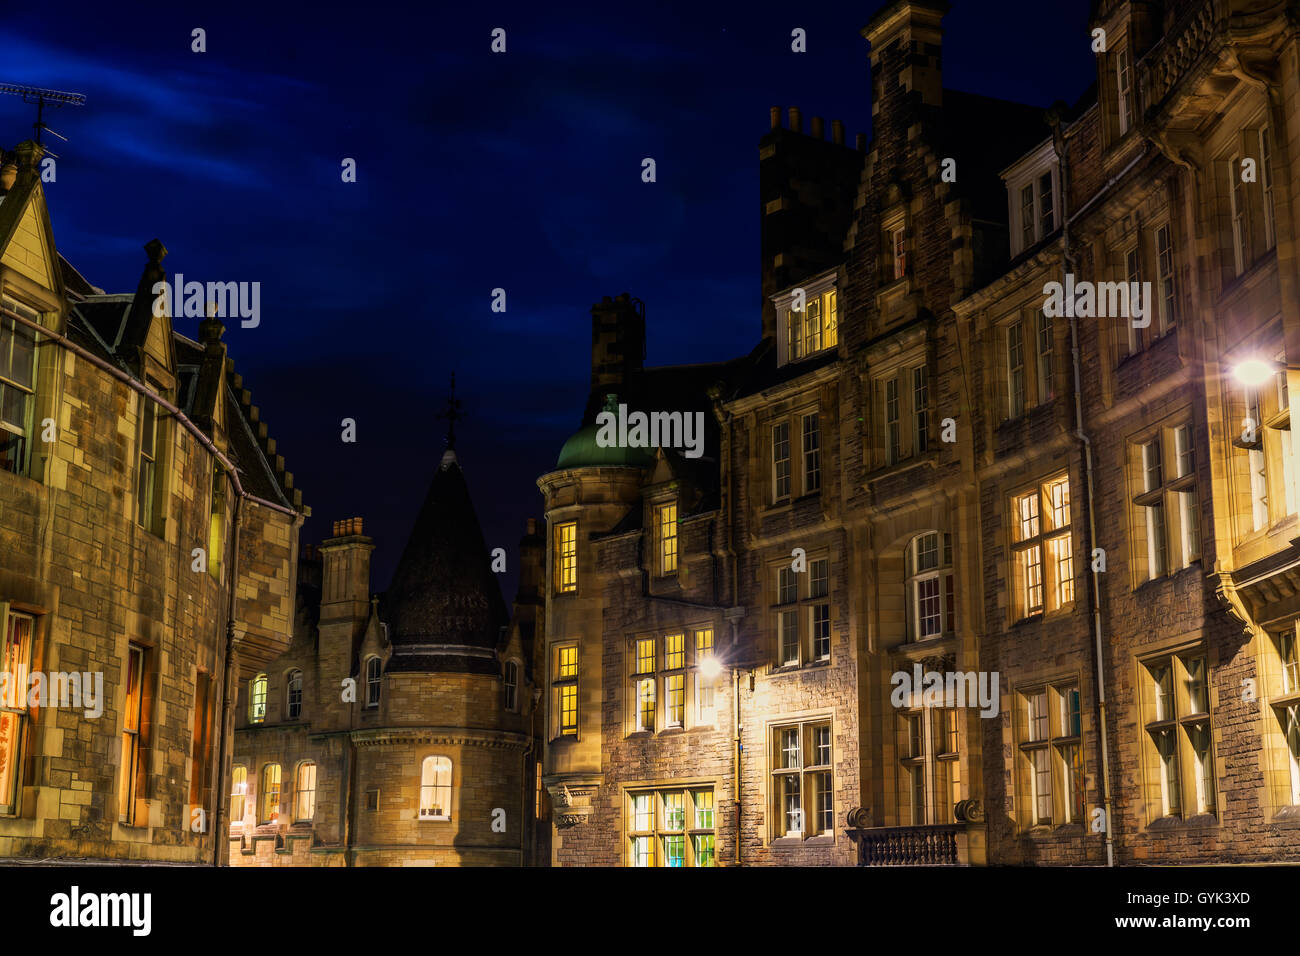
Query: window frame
1009,473,1075,620
0,605,33,815
0,296,40,478
554,520,578,594
770,718,835,842
418,755,453,822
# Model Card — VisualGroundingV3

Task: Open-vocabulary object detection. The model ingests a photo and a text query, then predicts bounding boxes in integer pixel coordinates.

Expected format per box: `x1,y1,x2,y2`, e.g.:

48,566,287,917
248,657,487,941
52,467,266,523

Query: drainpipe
211,495,242,865
733,665,742,866
1049,110,1116,868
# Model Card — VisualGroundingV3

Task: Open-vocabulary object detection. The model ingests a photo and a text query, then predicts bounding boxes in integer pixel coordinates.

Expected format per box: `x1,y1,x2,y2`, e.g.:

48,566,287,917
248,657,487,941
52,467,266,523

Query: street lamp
1232,358,1283,388
699,655,723,681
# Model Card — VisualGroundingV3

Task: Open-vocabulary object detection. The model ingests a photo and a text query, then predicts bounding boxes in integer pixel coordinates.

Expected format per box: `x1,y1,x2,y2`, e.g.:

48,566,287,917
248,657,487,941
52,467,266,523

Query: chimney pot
811,117,824,140
856,133,866,151
832,119,845,145
526,517,537,535
788,107,801,133
770,106,781,130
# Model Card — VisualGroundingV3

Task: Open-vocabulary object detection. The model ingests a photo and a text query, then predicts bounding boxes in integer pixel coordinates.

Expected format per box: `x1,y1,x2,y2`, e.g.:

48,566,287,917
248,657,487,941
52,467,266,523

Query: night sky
4,0,1094,598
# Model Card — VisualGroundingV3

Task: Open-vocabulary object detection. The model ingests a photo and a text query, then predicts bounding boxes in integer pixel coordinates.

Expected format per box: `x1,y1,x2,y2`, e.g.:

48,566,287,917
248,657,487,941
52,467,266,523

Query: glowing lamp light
699,656,723,681
1233,358,1282,388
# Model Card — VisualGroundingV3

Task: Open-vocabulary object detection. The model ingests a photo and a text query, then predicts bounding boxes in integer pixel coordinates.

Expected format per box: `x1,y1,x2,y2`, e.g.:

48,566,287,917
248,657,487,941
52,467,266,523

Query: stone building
0,139,304,863
229,435,549,866
539,0,1300,866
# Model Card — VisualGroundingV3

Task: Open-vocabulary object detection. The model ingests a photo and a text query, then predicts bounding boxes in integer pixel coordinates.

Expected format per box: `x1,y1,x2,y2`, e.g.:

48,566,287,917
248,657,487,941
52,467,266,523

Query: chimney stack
810,117,824,140
770,106,781,130
590,293,645,399
832,120,845,145
322,516,373,607
787,107,802,133
856,133,867,151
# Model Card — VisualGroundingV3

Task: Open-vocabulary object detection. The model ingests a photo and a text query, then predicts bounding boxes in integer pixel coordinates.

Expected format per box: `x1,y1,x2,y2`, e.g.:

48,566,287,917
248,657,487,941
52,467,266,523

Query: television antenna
0,84,86,156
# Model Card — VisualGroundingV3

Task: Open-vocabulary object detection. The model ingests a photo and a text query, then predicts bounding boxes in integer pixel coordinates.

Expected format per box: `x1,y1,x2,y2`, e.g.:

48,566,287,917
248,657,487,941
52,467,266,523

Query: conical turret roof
383,447,509,675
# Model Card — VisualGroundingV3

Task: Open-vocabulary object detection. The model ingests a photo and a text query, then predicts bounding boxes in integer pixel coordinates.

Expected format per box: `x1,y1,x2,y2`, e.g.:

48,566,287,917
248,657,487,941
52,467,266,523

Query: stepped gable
383,446,509,675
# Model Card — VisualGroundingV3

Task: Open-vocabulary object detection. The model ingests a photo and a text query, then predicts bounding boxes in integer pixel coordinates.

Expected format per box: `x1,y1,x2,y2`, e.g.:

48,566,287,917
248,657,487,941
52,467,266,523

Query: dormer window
1004,143,1060,257
774,272,838,367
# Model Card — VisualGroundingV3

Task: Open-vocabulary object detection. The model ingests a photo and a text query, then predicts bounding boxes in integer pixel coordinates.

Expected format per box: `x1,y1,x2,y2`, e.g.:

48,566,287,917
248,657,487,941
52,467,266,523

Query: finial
436,371,464,450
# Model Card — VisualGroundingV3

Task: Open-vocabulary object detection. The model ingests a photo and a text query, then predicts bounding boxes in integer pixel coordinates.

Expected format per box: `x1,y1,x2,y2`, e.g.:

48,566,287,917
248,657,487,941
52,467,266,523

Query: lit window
294,761,316,822
554,644,578,737
784,288,837,363
906,532,955,641
248,673,268,724
286,669,303,720
259,763,282,824
628,788,716,867
657,502,678,576
119,645,146,825
1011,475,1074,618
207,465,225,579
229,765,247,826
0,297,38,476
0,607,33,814
554,521,577,594
419,755,452,820
774,560,830,667
695,629,716,725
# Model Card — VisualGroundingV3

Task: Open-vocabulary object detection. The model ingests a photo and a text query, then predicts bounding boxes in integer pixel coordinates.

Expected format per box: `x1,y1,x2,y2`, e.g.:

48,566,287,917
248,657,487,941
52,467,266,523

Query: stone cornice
349,727,531,750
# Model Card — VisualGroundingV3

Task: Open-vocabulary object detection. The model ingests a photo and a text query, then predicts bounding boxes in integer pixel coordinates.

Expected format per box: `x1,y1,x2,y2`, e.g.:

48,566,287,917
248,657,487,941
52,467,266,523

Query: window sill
770,658,832,676
1147,813,1217,831
866,451,938,485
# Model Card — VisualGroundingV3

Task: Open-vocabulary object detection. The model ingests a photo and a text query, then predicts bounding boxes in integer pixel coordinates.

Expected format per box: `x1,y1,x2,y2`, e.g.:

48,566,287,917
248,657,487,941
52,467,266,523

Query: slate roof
383,448,510,675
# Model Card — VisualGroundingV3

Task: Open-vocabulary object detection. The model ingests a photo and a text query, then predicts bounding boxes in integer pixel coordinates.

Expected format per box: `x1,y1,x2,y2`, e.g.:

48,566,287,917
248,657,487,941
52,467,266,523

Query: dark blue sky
4,0,1094,596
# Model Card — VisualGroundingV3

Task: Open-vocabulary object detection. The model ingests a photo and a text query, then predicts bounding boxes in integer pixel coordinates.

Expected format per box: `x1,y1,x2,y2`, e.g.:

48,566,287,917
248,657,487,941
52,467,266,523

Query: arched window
248,673,268,723
905,532,955,641
503,660,519,712
365,657,382,708
230,765,247,825
419,756,452,821
286,669,303,720
294,760,316,821
259,763,282,824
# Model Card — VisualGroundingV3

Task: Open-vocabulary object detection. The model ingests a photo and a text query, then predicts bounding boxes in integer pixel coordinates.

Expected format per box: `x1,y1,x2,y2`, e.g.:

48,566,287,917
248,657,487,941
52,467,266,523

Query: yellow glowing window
695,628,714,657
636,638,655,675
555,521,577,593
249,673,267,724
658,503,678,575
229,765,247,825
559,685,577,735
260,762,282,824
824,291,837,348
557,645,577,679
665,633,685,670
666,674,685,726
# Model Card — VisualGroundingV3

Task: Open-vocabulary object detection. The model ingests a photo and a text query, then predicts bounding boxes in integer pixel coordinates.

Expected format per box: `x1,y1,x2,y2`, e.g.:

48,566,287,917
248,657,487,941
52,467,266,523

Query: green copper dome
555,393,656,469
